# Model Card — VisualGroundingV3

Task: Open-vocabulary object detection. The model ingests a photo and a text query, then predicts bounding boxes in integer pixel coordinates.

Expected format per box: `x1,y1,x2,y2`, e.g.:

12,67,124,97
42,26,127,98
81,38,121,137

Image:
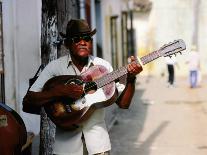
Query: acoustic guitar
43,39,186,130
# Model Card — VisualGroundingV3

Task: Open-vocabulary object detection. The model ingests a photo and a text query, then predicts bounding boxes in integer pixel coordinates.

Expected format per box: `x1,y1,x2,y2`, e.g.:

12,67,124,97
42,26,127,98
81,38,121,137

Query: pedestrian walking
165,56,178,87
186,45,200,88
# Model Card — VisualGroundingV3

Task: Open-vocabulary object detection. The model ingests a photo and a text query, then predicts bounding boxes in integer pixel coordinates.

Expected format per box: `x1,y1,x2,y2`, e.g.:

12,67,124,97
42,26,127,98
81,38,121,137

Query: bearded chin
79,56,89,61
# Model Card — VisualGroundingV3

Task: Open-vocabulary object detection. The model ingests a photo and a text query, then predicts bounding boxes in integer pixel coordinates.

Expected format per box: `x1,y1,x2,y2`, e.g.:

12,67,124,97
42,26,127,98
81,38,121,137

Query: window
110,16,118,69
121,11,128,65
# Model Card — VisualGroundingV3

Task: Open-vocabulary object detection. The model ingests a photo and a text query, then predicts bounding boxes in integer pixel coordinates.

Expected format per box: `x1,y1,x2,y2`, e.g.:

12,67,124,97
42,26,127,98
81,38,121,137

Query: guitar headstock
159,39,186,57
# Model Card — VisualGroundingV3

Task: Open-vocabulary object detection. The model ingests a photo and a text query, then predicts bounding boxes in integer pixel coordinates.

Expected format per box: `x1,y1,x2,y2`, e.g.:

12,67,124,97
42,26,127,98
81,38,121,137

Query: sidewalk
137,75,207,104
109,75,207,155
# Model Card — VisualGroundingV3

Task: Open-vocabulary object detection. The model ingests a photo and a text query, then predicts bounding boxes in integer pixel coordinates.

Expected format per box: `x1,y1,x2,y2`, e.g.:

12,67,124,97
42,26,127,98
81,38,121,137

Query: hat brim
88,28,96,36
60,28,96,39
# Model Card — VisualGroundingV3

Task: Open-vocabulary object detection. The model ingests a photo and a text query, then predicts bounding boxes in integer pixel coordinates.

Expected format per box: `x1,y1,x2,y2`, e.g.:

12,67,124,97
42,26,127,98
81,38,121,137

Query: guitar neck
94,66,128,88
140,50,161,65
94,50,162,88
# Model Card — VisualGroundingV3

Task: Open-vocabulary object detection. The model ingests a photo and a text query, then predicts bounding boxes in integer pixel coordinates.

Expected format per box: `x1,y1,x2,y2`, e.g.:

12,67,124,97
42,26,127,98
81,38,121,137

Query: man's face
68,35,93,59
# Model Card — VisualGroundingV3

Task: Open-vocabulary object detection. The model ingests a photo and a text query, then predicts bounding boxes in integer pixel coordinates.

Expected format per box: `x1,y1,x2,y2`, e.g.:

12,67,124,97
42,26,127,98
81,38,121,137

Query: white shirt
30,54,125,155
187,50,200,71
165,57,176,65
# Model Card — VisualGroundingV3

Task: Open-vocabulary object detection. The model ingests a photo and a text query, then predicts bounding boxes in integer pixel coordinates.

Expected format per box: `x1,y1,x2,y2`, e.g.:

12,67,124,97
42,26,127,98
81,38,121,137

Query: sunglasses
70,35,92,43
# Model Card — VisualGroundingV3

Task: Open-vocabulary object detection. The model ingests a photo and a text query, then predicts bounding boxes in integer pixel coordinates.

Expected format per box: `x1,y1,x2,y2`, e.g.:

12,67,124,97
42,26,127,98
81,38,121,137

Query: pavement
109,75,207,155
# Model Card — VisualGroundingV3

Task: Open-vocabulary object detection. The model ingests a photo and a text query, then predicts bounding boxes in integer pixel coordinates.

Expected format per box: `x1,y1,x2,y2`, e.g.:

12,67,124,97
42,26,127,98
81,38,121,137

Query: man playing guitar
23,19,143,155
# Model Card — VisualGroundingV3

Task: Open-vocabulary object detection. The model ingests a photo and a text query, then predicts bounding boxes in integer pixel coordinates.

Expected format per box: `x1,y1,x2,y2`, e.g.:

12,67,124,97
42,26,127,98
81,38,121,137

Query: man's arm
22,84,84,113
116,80,136,109
116,56,143,109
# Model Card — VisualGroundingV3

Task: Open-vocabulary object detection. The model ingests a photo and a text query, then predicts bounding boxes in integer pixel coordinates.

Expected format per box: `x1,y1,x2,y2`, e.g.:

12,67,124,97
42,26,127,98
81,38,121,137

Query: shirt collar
67,53,94,68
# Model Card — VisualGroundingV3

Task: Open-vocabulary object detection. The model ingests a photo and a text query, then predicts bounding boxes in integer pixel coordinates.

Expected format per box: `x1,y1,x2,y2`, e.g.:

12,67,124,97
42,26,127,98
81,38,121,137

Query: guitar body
43,65,117,130
0,103,27,155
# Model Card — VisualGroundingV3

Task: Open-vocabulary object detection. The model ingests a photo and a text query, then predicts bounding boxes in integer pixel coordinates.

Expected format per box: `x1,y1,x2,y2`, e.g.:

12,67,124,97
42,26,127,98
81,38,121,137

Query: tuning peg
169,55,172,58
179,52,182,55
174,54,176,57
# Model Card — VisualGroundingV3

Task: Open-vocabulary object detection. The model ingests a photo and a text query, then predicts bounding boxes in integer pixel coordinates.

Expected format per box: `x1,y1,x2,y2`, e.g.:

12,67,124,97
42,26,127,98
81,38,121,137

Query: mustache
78,45,90,50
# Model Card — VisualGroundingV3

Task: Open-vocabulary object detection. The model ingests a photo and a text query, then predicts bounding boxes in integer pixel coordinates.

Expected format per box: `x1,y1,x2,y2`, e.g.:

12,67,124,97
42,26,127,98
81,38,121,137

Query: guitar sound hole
84,81,97,94
66,78,83,85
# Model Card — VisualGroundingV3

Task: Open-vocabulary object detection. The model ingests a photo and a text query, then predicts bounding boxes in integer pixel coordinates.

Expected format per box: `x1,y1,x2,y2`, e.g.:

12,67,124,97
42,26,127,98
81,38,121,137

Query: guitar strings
82,66,128,92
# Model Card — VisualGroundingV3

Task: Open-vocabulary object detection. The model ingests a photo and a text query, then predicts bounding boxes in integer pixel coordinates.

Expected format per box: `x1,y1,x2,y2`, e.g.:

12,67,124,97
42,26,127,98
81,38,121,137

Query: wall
3,0,42,134
101,0,128,65
134,0,207,77
2,0,15,109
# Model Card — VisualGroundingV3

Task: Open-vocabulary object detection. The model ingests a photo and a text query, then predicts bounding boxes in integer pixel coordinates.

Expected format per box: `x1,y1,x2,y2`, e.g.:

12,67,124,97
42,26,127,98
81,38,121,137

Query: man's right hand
52,84,84,100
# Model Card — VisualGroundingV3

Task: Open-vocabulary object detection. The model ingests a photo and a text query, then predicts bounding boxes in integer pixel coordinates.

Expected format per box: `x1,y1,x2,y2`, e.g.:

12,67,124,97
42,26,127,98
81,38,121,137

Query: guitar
0,103,27,154
43,39,186,130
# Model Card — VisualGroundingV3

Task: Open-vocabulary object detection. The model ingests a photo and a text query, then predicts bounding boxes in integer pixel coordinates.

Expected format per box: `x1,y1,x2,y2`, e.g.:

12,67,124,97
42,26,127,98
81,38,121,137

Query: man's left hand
127,56,143,82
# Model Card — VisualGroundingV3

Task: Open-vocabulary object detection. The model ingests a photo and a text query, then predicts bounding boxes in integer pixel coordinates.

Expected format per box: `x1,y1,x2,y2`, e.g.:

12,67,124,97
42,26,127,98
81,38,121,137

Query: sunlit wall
134,0,207,77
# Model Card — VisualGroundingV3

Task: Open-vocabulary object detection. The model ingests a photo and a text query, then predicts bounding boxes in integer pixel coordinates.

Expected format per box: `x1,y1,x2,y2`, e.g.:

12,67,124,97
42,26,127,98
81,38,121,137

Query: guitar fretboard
140,50,161,65
95,66,128,88
94,50,162,88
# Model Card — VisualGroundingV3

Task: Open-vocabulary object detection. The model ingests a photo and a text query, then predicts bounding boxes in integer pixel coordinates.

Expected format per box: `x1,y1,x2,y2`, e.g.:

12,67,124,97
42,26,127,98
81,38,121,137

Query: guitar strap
27,64,44,92
24,64,45,115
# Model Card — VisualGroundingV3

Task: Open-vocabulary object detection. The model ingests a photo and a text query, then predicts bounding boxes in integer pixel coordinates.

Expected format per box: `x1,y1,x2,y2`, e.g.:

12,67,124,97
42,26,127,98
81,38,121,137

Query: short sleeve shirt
188,51,200,71
30,54,125,155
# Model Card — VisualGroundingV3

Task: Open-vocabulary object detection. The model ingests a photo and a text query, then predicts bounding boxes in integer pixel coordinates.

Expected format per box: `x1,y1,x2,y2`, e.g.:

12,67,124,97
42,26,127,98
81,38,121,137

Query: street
109,75,207,155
